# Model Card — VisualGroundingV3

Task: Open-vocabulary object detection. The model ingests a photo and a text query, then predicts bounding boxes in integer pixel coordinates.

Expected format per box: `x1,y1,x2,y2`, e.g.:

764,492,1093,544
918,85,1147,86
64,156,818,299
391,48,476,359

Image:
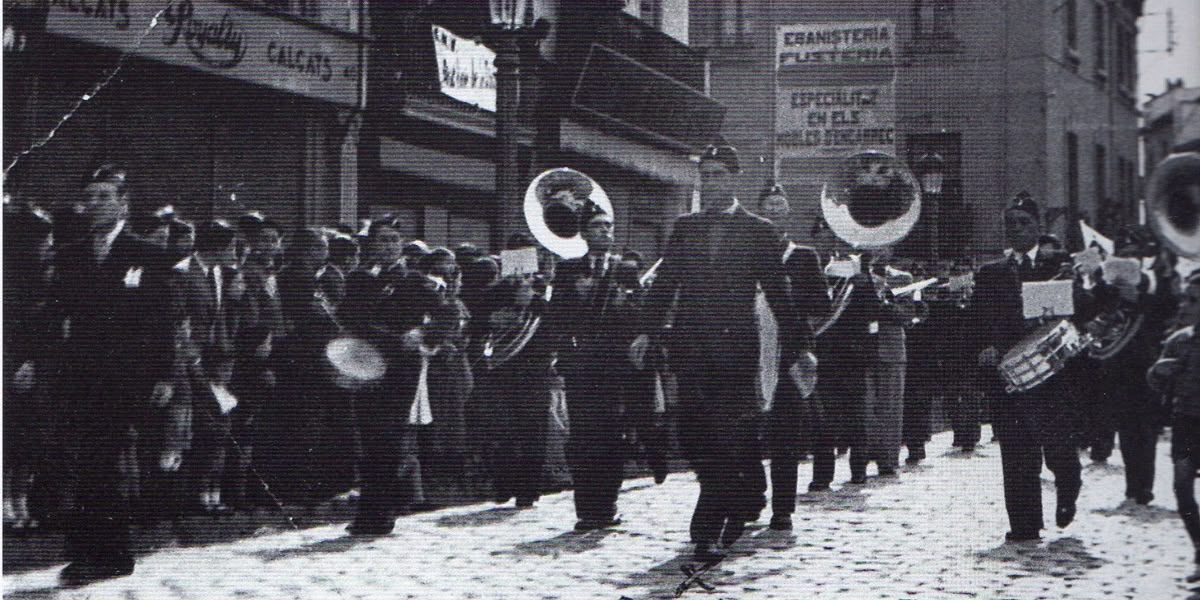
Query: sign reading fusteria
776,21,895,69
774,21,896,160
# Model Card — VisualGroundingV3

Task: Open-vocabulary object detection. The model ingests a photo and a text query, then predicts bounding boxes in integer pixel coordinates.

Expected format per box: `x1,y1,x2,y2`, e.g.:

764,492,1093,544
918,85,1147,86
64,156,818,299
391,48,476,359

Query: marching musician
973,194,1090,542
630,144,814,563
548,204,634,532
1083,226,1175,504
752,183,830,532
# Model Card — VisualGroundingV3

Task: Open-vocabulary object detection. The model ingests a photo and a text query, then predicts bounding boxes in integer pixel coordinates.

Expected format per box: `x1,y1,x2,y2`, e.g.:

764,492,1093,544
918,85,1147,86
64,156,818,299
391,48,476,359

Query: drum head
326,337,387,385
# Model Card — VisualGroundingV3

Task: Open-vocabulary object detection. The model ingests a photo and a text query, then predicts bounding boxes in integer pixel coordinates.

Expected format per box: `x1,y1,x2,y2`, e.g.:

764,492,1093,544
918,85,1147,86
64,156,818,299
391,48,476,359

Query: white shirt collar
102,219,126,249
1004,247,1039,263
723,199,741,214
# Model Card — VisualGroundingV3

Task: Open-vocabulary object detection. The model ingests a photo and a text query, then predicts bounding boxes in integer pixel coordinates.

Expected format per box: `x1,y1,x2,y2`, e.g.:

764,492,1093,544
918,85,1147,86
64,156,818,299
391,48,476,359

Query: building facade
1143,79,1200,175
3,1,368,230
691,0,1143,260
362,0,717,255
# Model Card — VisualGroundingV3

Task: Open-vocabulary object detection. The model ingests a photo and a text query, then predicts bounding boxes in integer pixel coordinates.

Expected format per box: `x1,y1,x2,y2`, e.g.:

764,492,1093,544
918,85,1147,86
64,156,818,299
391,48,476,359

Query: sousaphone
813,151,922,336
524,167,614,259
1146,149,1200,260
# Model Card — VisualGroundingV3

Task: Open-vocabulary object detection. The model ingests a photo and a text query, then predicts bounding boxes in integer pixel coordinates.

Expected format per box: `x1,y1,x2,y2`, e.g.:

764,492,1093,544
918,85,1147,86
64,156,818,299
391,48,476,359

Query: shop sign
776,21,895,69
775,83,895,158
45,0,363,107
433,25,496,112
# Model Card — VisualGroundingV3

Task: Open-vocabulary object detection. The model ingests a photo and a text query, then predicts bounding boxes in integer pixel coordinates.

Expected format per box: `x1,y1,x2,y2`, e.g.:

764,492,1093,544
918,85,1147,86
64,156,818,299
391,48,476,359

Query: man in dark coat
631,145,814,562
52,165,183,585
549,206,640,532
753,184,830,532
972,194,1088,542
168,220,239,514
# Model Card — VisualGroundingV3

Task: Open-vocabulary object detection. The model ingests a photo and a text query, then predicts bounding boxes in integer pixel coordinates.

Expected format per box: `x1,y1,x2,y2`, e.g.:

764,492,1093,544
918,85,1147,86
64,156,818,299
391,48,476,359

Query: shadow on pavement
2,585,62,599
434,506,524,528
599,549,718,598
1092,501,1179,524
976,536,1108,578
796,487,869,512
1083,461,1125,475
500,529,618,557
245,533,381,562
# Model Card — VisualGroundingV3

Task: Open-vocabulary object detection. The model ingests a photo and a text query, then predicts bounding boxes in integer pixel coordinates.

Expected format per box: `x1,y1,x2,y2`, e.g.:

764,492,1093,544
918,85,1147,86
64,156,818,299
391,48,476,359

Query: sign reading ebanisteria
776,22,895,68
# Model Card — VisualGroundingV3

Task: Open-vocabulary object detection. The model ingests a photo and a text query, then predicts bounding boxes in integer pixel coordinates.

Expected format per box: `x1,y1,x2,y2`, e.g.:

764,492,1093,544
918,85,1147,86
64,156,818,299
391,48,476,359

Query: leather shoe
847,474,868,485
60,557,135,587
1004,530,1041,543
693,542,726,564
1056,504,1076,528
574,515,622,533
768,514,793,531
515,497,536,509
807,482,831,493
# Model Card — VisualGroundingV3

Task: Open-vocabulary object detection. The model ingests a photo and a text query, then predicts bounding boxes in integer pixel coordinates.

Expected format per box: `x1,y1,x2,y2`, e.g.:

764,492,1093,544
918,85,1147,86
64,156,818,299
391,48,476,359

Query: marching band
4,140,1200,586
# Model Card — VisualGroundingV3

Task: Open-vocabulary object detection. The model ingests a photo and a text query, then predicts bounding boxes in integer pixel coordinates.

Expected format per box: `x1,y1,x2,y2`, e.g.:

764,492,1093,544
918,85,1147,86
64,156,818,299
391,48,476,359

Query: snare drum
998,319,1085,393
325,336,387,389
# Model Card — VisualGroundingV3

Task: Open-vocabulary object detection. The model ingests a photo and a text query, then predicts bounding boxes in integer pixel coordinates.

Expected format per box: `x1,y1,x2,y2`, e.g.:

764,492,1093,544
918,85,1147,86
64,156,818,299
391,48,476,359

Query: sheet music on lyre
1020,280,1074,320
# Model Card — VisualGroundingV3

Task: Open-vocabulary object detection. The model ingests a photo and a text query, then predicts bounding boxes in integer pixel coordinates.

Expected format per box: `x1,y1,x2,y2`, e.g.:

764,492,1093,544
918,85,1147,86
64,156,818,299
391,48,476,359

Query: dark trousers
949,370,985,448
672,344,765,546
687,418,765,545
769,378,816,515
352,358,418,528
991,385,1082,534
565,375,627,522
484,362,549,504
62,375,136,565
1117,414,1158,500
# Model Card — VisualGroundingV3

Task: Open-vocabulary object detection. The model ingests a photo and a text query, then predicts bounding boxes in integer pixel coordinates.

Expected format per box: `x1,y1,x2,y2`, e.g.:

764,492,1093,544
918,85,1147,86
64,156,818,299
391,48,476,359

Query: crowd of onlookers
1,172,672,534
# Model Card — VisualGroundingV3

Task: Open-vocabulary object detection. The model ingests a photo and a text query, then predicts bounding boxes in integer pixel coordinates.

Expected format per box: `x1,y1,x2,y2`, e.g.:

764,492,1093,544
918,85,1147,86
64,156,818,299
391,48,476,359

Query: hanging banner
776,83,895,158
45,0,364,107
776,21,896,69
432,24,497,112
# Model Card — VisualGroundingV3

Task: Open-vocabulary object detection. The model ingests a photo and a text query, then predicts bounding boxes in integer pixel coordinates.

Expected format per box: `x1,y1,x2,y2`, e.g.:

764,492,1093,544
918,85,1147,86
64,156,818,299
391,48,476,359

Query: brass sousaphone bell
819,150,921,250
1146,149,1200,260
813,151,922,337
524,167,615,259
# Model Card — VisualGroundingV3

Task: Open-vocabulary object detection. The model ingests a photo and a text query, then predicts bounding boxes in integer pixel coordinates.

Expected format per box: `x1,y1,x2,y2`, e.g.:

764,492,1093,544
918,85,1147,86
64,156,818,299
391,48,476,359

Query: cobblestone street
4,428,1196,599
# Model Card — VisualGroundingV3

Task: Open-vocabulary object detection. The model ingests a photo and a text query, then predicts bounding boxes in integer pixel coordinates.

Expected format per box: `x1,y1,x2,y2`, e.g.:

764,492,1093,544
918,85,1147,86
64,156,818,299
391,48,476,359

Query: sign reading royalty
46,0,363,107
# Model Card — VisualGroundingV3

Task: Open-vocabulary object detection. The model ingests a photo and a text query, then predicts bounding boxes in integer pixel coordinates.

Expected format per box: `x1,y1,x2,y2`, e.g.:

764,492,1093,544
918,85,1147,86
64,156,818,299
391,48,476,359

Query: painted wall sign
46,0,363,107
776,21,896,69
432,24,497,112
775,83,896,158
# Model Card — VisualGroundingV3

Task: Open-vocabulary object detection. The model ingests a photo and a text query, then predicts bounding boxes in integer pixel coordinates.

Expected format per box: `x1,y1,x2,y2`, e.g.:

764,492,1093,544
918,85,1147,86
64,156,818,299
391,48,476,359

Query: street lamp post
916,153,945,260
486,0,547,250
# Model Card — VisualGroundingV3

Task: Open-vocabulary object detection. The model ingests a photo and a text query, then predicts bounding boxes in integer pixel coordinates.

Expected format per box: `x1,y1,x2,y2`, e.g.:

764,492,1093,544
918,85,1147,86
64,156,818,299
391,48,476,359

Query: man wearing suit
631,145,815,562
52,165,183,585
169,220,239,514
550,206,638,532
753,184,830,531
973,195,1086,542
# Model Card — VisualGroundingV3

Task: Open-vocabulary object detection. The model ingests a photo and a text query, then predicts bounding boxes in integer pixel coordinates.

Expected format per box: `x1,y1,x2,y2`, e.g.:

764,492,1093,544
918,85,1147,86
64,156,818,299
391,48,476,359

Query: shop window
1094,142,1106,209
252,0,362,33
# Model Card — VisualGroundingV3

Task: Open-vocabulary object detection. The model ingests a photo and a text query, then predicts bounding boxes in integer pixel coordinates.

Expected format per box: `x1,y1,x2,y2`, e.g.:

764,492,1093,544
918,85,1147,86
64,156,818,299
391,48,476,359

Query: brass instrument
813,151,922,336
481,167,617,369
1089,148,1200,360
1146,150,1200,260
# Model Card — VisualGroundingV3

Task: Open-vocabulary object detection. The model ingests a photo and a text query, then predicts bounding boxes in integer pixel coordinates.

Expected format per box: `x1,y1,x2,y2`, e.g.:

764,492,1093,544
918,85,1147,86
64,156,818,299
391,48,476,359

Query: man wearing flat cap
971,193,1087,542
631,144,814,562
